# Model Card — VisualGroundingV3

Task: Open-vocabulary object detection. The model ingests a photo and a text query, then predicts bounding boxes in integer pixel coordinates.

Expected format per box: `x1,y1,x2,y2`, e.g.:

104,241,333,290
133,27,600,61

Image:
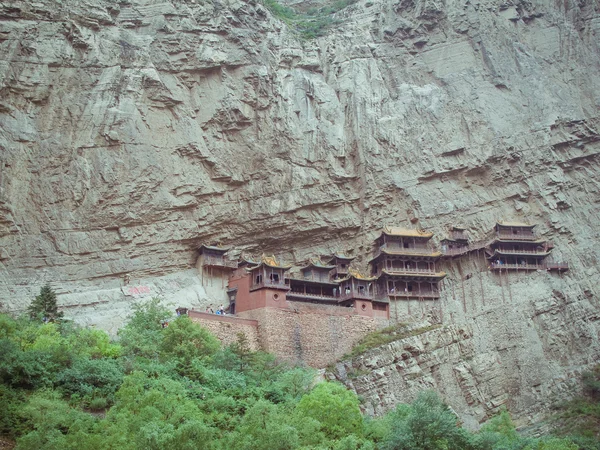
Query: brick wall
238,301,386,368
188,311,261,351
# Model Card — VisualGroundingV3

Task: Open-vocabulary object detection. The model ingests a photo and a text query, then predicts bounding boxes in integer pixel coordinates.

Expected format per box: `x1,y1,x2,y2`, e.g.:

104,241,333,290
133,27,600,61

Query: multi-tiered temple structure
440,227,470,257
228,255,291,313
287,259,338,303
370,227,446,300
487,222,554,271
227,254,390,319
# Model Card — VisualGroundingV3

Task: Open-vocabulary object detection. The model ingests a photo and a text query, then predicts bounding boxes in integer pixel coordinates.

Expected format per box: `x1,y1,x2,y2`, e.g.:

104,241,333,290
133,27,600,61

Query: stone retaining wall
238,301,386,367
188,310,260,351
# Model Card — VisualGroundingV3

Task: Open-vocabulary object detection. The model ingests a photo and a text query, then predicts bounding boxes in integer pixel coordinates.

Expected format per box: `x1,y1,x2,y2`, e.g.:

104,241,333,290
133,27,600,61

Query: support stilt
499,266,506,304
506,269,513,303
461,277,467,314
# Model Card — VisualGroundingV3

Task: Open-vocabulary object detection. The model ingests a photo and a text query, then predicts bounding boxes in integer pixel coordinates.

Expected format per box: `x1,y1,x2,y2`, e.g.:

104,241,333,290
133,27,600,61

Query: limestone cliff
1,0,599,427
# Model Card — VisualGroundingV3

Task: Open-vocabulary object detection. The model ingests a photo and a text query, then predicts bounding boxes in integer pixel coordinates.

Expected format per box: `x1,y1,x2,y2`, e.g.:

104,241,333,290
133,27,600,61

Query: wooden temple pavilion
327,254,355,281
248,255,291,291
228,255,291,313
487,222,556,271
440,226,470,257
198,245,238,269
336,269,389,318
287,258,339,304
370,227,446,299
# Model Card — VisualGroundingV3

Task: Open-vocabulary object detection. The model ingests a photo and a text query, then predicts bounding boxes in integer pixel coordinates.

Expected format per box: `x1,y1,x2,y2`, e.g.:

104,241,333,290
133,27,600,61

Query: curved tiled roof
302,257,335,270
382,226,434,238
496,221,535,228
199,244,230,253
335,268,377,282
261,254,292,269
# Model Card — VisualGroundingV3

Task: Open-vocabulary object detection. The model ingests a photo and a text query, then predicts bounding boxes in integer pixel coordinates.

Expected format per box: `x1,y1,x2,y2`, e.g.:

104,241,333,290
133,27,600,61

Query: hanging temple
195,223,569,320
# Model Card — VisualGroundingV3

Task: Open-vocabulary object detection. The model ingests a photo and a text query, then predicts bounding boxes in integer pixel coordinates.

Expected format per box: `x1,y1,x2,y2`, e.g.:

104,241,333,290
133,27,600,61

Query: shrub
56,357,124,404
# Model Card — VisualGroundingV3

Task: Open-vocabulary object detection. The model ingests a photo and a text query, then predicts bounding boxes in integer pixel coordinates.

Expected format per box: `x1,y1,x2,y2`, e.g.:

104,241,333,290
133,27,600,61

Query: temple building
370,227,446,299
487,222,556,270
287,258,338,304
197,245,239,294
228,255,291,313
336,269,389,318
440,226,469,257
327,254,355,281
197,245,238,270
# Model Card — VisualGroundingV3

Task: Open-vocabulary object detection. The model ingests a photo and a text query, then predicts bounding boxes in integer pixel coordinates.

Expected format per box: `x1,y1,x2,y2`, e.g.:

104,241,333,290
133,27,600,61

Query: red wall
354,300,373,317
229,269,289,313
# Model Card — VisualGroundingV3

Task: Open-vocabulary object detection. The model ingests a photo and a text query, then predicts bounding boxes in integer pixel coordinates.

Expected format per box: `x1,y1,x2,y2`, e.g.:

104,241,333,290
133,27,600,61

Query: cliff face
1,0,599,426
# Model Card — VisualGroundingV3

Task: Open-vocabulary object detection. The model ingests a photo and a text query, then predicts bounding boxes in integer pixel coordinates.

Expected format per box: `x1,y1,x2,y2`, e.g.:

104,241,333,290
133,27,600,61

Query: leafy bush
118,298,171,359
56,357,124,405
160,315,220,361
380,391,474,450
295,382,364,440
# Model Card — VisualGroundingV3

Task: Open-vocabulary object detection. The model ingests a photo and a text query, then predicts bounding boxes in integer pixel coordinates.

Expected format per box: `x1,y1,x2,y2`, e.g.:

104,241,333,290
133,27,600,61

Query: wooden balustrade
202,255,238,268
496,232,537,241
250,280,290,291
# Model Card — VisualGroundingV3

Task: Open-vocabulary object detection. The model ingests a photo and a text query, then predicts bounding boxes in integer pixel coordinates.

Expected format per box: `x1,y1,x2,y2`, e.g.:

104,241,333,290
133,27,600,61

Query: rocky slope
1,0,599,426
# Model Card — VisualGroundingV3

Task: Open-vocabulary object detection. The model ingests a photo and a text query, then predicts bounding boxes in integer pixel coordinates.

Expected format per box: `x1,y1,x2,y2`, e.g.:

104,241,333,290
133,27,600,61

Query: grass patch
344,323,442,360
261,0,358,39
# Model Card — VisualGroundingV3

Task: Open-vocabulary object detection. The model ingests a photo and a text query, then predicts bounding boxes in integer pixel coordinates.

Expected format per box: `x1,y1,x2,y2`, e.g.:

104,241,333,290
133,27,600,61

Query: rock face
1,0,599,427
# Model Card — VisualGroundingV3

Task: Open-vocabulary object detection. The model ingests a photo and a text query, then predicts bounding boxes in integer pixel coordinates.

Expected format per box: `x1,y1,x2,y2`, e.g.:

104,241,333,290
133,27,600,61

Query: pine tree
28,284,63,321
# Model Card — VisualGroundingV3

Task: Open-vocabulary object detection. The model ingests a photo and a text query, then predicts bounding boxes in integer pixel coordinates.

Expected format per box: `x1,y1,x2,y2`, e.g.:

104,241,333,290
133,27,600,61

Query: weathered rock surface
1,0,599,427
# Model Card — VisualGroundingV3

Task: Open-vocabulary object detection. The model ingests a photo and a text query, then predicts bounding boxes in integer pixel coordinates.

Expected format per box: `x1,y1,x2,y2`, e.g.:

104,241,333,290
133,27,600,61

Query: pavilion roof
380,226,434,238
327,253,356,263
496,221,536,228
260,254,292,269
199,244,230,254
335,268,377,282
301,257,335,271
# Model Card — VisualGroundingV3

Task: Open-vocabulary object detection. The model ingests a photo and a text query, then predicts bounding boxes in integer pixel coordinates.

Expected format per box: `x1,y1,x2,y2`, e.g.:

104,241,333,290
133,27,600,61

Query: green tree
160,315,220,361
28,285,63,322
228,400,299,450
118,298,171,359
295,382,364,441
56,357,124,406
380,391,474,450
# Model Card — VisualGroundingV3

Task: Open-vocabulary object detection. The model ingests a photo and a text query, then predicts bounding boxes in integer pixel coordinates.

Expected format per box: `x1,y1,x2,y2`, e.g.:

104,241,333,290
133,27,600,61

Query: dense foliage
0,298,595,449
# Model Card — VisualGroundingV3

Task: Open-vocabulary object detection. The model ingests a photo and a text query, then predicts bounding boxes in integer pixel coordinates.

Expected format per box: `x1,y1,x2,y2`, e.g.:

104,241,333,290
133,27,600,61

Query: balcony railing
494,248,549,255
329,267,348,279
387,290,440,299
338,290,373,302
202,255,238,268
287,292,337,301
496,232,538,241
250,280,290,291
375,267,438,277
441,246,469,256
490,263,542,270
375,243,437,256
450,231,469,241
